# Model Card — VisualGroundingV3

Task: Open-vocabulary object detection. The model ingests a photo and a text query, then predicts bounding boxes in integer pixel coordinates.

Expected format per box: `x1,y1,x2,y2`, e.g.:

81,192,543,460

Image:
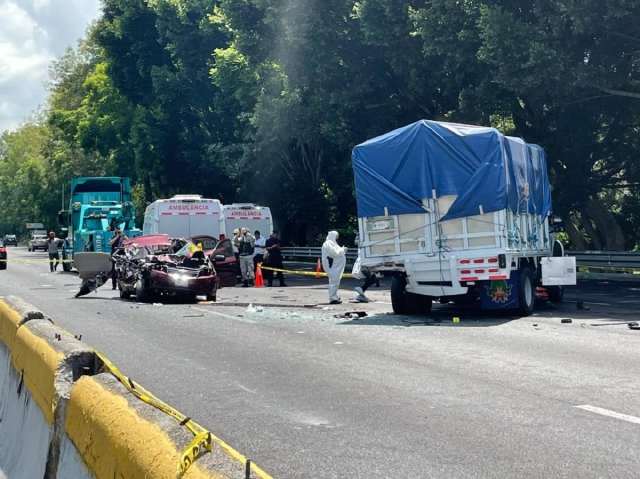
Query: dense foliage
1,0,639,249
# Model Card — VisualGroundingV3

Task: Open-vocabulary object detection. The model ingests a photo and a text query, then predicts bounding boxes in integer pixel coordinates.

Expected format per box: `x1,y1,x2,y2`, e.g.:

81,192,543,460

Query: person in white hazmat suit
321,231,348,304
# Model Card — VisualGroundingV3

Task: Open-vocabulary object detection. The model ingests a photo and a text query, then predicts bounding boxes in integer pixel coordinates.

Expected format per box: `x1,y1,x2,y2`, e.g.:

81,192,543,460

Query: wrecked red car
74,234,237,302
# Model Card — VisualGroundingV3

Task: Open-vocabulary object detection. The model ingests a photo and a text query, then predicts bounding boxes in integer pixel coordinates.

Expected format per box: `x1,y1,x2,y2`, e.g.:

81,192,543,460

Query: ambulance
143,195,226,239
222,203,274,239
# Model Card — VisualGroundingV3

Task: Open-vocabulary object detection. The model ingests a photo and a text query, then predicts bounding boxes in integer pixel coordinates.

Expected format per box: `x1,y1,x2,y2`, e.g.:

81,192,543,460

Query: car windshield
175,241,196,256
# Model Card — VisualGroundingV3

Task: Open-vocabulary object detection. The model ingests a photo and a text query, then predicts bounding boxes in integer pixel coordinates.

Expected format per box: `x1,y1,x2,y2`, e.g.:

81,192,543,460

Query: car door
211,238,237,288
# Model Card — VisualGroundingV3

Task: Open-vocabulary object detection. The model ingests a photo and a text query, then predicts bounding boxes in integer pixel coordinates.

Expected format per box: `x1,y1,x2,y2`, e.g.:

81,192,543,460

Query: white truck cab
143,195,225,239
223,203,274,238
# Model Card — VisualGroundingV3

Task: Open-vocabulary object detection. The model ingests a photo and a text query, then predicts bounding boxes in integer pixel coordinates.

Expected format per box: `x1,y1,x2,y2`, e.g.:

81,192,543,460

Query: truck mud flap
479,270,519,311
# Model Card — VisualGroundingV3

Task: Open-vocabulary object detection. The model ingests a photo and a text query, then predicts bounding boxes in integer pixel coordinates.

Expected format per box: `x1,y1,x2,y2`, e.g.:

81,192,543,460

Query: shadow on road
338,302,522,328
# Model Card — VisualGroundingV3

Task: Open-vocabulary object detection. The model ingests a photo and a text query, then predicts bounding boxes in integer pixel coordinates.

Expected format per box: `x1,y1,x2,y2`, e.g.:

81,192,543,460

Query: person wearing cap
264,230,287,287
253,230,266,274
234,227,255,287
46,231,60,272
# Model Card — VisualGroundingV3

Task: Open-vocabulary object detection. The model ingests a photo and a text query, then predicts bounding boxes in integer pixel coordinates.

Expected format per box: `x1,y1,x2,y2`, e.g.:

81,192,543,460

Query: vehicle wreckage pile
74,234,224,302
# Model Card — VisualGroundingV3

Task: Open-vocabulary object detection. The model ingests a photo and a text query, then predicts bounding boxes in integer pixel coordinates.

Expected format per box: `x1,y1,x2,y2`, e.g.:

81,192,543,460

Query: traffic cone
255,263,264,287
315,258,322,279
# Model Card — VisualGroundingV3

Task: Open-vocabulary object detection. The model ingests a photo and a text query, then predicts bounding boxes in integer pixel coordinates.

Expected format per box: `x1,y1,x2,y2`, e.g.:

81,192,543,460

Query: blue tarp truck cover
351,120,552,221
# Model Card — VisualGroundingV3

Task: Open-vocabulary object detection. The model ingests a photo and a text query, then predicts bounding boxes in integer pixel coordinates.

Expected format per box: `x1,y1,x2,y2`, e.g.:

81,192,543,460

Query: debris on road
561,318,572,324
628,322,640,330
334,311,368,319
246,303,264,313
184,314,204,318
576,301,590,311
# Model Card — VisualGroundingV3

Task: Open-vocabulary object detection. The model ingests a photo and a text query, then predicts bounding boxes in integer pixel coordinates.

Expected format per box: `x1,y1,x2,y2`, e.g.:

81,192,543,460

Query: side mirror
214,254,225,262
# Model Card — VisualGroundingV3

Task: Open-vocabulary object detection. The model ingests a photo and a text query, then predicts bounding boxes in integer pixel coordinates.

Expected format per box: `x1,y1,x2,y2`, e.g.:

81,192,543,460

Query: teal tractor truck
58,177,142,271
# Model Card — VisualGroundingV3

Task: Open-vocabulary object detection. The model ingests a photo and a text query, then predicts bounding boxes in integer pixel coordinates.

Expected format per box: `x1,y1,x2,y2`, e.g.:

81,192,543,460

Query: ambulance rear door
156,196,223,238
223,204,273,237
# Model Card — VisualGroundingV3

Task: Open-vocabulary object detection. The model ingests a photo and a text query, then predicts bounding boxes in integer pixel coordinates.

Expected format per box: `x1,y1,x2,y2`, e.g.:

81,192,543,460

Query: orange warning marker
315,258,323,278
255,263,264,287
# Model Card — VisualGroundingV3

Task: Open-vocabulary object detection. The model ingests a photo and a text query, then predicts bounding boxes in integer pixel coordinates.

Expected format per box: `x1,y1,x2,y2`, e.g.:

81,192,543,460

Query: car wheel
206,294,216,302
120,287,131,300
135,279,147,303
0,261,6,270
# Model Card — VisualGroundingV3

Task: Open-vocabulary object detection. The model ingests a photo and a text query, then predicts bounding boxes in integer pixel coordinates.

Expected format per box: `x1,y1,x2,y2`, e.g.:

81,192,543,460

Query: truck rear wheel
391,276,433,315
518,267,535,316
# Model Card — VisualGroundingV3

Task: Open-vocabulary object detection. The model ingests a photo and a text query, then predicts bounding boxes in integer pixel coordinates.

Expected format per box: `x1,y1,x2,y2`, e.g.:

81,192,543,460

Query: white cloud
0,0,101,132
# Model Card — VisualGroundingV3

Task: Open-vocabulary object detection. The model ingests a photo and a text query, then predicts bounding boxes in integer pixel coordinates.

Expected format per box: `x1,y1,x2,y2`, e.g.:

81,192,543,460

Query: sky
0,0,101,133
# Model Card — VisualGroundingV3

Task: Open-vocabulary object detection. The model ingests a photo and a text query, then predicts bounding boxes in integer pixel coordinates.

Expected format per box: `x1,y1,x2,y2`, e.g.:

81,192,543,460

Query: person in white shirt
253,230,266,274
46,232,60,272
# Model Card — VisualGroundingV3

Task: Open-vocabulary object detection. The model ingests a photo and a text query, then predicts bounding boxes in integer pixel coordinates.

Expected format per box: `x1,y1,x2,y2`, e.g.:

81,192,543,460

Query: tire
28,246,31,252
0,262,6,270
119,287,131,300
206,294,216,302
518,267,535,316
391,276,432,315
547,286,564,303
135,279,147,303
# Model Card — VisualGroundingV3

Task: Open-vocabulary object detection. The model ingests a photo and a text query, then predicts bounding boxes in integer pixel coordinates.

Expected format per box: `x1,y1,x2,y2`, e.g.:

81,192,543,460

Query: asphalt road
3,246,640,478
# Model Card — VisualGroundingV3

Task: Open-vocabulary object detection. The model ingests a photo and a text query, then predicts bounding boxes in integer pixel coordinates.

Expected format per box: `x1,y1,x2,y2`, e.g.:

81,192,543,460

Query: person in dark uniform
264,230,287,287
108,227,127,290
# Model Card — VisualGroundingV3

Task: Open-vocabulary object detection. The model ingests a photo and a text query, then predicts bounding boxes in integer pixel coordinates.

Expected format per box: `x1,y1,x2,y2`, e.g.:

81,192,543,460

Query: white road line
192,307,257,323
574,405,640,426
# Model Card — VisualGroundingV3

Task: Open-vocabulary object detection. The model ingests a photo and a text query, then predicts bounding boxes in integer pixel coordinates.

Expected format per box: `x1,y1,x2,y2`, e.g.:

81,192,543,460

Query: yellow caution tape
0,258,73,263
51,325,273,478
177,431,212,478
260,265,354,278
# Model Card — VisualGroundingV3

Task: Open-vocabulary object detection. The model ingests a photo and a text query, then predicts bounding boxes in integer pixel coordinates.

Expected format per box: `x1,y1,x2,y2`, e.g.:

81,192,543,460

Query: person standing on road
232,228,241,283
321,230,347,304
46,232,60,272
108,227,127,290
235,227,255,287
264,230,287,287
253,230,266,274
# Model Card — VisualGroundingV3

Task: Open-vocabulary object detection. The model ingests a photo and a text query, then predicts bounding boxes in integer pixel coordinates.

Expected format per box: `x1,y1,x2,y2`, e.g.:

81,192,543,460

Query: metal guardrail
281,248,640,272
566,251,640,272
282,247,357,262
